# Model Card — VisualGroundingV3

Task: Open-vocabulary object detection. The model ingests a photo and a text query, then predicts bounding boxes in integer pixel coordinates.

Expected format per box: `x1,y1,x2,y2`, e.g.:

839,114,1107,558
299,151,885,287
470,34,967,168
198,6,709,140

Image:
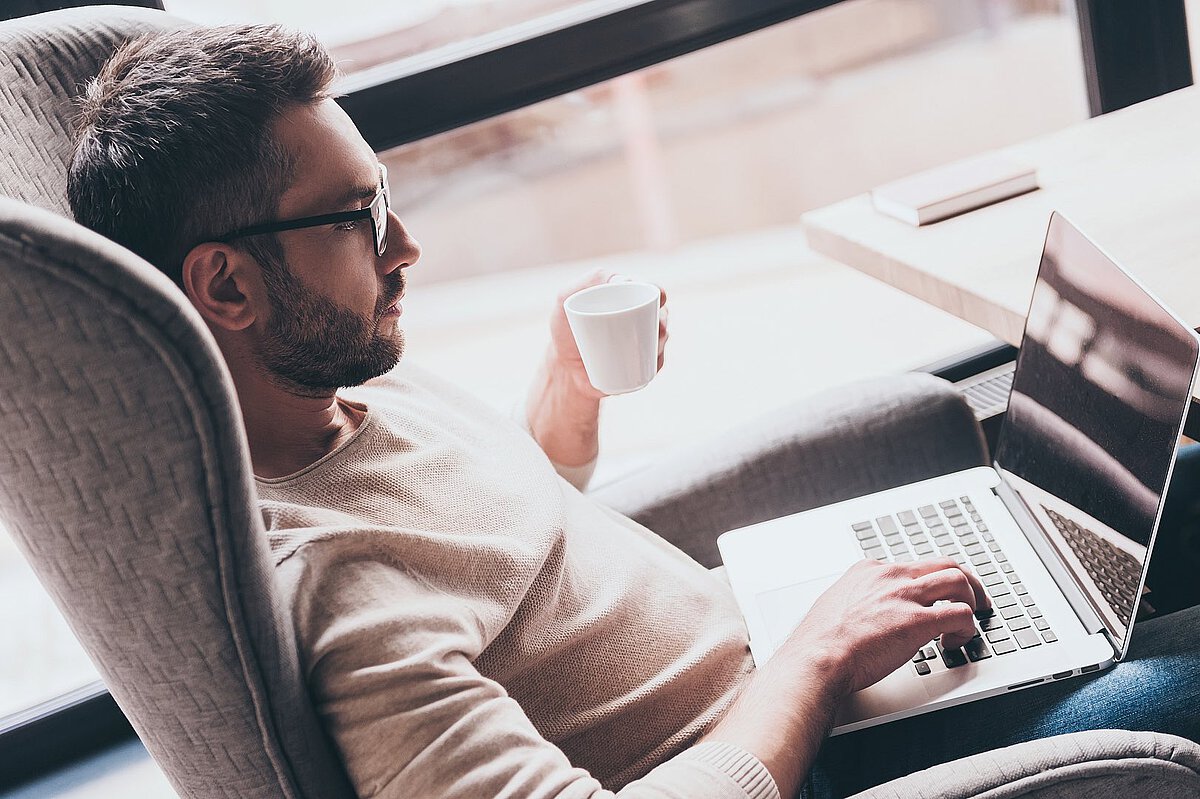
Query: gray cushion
0,5,187,217
850,729,1200,799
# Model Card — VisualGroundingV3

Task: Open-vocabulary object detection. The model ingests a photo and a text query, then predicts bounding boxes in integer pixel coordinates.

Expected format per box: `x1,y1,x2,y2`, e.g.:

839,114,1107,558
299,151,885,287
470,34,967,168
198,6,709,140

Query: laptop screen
994,213,1199,649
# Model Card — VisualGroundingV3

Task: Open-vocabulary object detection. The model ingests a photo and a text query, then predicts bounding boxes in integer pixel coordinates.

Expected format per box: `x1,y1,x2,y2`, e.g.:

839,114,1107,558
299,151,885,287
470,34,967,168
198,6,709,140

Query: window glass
0,524,99,722
382,0,1087,287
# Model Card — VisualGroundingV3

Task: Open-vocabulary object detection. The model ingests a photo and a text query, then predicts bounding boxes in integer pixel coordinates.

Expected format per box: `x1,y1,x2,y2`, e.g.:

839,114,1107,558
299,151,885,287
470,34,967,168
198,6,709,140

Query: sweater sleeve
283,547,777,799
510,400,598,492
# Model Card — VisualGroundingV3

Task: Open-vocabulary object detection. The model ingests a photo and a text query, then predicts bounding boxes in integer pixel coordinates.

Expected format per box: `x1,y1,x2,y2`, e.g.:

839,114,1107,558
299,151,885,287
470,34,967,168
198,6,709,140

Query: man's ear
182,242,260,331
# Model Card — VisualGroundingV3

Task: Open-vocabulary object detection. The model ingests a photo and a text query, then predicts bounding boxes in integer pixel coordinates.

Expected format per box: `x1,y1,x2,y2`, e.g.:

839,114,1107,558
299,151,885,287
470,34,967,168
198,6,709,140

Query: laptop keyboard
1042,506,1140,628
852,496,1057,677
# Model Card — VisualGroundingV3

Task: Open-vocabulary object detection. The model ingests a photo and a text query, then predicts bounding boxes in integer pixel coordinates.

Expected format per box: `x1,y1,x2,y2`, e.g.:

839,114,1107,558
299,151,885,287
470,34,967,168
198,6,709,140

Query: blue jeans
803,445,1200,798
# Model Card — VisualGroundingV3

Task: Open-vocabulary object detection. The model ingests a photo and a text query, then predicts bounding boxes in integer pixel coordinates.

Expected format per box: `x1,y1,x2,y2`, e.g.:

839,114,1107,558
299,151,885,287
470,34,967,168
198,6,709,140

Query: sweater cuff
675,742,781,799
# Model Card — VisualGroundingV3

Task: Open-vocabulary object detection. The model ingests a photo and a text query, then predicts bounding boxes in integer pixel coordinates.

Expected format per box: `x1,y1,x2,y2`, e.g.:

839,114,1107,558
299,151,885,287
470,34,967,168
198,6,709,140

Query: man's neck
236,370,367,480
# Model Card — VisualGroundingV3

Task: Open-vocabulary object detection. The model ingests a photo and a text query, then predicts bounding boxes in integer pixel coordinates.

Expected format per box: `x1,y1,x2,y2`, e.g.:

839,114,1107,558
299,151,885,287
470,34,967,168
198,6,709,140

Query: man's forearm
525,357,601,467
700,647,846,798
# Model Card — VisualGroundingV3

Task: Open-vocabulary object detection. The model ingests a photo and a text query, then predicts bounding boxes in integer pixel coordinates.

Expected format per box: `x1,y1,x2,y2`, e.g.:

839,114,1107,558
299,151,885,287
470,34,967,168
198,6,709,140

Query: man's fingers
961,566,991,613
927,602,978,650
898,557,991,613
909,568,977,612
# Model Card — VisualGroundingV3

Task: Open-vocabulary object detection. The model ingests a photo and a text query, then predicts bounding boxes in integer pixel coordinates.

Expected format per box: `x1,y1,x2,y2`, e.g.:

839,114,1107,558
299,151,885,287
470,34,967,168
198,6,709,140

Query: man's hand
785,557,991,697
701,557,990,798
525,270,668,472
547,269,669,400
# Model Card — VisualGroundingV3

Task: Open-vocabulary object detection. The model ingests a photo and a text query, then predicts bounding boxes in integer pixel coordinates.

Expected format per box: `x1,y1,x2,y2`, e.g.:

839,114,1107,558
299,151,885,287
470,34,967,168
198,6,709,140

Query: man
67,24,1200,799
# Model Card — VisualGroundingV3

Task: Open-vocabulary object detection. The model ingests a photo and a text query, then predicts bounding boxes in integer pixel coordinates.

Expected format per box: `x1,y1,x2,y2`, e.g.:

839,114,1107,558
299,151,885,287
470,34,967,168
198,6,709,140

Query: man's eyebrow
330,183,379,210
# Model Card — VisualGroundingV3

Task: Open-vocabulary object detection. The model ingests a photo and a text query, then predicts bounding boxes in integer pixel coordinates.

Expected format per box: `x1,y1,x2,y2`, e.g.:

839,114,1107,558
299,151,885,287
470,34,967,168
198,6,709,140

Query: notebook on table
718,212,1200,734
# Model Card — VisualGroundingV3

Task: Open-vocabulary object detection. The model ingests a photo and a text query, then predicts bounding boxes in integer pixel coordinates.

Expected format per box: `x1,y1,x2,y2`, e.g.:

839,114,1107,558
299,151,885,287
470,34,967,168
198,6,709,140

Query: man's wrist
525,356,601,468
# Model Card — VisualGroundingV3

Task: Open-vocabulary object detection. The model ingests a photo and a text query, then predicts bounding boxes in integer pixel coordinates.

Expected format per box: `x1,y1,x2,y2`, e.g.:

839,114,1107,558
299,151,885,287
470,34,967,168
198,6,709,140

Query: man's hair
67,24,338,287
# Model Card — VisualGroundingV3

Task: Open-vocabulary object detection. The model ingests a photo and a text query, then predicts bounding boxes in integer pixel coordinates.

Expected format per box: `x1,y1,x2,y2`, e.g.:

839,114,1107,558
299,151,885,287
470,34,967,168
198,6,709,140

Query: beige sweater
257,363,775,799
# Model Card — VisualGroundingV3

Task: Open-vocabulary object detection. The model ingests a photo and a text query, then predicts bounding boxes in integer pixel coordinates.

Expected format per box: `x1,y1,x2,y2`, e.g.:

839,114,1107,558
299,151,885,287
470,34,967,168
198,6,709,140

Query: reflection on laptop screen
994,213,1198,646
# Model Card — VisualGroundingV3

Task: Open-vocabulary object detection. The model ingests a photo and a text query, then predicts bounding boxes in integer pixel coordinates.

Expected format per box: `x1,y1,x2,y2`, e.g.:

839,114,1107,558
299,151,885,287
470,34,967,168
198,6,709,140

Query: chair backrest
0,8,356,799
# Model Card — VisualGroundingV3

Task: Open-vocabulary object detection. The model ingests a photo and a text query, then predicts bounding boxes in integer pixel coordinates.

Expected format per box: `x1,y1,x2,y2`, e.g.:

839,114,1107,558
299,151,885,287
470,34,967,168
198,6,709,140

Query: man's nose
381,209,420,274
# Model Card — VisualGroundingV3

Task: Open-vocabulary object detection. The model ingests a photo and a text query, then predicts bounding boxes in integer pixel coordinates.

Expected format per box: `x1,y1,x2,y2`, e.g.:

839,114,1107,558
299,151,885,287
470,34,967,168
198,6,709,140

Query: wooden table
802,86,1200,349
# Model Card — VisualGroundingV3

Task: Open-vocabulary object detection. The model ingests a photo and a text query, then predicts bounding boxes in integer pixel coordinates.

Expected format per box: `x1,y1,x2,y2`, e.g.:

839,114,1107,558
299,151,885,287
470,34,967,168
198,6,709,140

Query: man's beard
256,263,405,393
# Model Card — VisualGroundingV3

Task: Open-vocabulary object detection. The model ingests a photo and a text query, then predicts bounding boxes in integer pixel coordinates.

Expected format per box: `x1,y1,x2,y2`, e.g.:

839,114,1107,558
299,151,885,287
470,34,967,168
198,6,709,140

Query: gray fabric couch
0,6,1196,799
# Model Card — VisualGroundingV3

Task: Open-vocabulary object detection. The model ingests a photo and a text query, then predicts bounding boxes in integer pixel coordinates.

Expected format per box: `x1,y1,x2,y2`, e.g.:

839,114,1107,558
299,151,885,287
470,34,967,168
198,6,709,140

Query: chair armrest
589,373,987,568
847,729,1200,799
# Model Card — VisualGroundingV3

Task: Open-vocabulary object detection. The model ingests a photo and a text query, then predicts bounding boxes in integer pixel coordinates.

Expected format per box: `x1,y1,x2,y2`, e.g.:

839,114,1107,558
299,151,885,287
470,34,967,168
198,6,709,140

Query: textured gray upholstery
849,730,1200,799
0,200,356,799
0,6,1194,799
593,372,988,568
0,6,185,216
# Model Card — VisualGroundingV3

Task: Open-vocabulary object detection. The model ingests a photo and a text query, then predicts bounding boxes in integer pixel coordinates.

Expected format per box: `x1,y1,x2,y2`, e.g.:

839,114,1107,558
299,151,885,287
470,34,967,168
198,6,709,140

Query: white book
871,154,1039,226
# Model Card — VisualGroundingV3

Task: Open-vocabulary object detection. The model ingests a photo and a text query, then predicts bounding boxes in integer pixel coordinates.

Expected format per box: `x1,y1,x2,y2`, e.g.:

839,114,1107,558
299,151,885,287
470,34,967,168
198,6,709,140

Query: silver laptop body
717,212,1200,734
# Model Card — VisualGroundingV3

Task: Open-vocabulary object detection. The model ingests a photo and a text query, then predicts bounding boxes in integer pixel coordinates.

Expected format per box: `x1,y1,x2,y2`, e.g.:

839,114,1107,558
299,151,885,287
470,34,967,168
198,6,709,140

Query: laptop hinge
992,480,1108,637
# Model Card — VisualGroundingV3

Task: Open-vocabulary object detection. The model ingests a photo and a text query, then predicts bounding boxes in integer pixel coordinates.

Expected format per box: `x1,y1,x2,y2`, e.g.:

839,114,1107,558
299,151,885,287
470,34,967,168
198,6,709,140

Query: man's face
250,99,420,393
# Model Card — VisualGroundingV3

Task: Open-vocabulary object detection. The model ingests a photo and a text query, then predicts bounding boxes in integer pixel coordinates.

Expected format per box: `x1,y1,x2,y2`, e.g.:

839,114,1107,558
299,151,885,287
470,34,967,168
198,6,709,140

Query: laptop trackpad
755,572,843,650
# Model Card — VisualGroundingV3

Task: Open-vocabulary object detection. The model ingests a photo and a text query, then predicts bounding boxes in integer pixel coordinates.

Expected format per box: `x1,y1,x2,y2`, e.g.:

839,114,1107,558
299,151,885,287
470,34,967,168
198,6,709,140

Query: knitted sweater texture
257,363,775,799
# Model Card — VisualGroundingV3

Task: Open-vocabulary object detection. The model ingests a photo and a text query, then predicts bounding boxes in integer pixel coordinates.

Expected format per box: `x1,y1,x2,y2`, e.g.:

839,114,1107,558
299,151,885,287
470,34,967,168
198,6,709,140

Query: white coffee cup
564,281,660,395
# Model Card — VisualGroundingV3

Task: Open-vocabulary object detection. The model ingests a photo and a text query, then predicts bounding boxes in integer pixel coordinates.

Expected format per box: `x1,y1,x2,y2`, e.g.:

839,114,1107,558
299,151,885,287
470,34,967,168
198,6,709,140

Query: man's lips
380,294,403,317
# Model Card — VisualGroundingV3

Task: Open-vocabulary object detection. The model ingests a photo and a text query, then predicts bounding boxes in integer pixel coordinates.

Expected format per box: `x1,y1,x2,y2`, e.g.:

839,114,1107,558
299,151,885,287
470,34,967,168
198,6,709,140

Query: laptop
717,212,1200,734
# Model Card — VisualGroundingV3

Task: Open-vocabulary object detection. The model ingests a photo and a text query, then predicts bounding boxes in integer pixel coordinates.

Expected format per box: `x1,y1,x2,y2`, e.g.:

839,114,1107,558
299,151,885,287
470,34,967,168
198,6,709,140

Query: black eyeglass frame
216,164,390,257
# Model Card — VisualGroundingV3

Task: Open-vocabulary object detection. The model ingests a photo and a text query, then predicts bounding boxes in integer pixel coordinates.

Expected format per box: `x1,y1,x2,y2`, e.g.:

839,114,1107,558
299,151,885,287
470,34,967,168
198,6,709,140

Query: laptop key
1000,603,1024,619
982,573,1006,587
898,510,918,526
940,646,968,669
976,562,999,577
895,553,913,562
1000,562,1015,574
864,547,887,561
984,578,1012,597
995,593,1019,609
965,637,992,662
965,544,985,556
1027,605,1043,619
992,638,1018,655
914,543,934,556
919,505,939,519
970,553,991,566
914,661,932,676
980,616,1005,632
1021,595,1035,607
986,629,1012,643
1008,616,1032,631
1034,618,1051,631
877,516,899,535
1012,582,1029,596
1042,631,1058,644
1014,628,1041,649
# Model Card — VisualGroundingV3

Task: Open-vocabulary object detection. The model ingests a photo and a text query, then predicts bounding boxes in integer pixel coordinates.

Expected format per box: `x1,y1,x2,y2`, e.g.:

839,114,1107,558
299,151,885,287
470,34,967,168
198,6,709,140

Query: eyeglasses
217,164,390,257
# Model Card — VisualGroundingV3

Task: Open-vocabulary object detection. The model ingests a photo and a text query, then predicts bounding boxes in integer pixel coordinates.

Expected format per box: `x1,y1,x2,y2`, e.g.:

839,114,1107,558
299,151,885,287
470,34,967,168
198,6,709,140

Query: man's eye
335,219,362,231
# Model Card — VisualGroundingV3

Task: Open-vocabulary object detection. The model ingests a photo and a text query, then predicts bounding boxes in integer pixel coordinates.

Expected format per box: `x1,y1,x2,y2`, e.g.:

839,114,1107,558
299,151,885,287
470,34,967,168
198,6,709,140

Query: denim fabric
802,445,1200,798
